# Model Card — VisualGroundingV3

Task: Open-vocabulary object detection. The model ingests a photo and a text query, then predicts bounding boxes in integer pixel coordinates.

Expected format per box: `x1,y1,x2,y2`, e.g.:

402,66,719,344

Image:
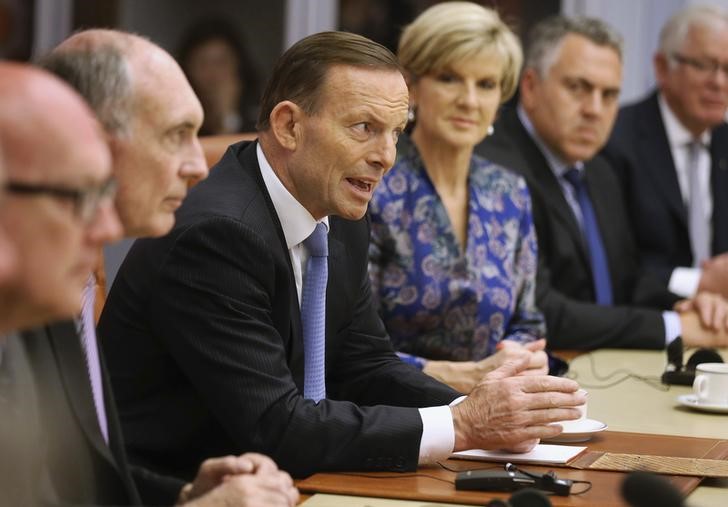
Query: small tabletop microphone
621,471,684,507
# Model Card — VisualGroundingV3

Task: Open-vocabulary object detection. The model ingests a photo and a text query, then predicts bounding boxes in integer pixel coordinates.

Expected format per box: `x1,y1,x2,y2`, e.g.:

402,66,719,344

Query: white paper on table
451,444,587,465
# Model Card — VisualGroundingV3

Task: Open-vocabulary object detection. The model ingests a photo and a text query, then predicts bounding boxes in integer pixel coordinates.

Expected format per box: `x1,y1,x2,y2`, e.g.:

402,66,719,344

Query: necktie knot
304,222,328,257
687,139,704,150
563,168,583,189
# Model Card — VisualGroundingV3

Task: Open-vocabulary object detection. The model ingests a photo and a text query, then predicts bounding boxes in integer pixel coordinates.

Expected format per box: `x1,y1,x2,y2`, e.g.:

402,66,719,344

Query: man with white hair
604,4,728,300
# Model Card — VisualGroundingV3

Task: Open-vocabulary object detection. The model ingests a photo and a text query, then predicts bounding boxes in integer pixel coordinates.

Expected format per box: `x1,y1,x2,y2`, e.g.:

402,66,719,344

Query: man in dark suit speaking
475,16,728,350
99,31,585,481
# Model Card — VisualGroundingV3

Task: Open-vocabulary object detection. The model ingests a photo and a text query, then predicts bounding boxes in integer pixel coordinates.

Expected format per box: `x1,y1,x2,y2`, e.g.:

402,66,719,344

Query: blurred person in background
476,15,728,350
178,19,260,135
603,5,728,300
368,2,548,394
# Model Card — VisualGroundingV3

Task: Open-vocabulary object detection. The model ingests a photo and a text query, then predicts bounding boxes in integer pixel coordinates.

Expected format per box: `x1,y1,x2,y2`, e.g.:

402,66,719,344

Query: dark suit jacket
98,141,460,480
21,321,183,506
0,334,44,507
602,91,728,283
475,107,680,349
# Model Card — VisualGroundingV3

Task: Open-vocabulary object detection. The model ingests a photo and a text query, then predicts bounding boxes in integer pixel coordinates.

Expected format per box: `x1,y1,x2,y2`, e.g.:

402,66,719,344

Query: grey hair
659,4,728,64
525,15,623,76
38,44,133,136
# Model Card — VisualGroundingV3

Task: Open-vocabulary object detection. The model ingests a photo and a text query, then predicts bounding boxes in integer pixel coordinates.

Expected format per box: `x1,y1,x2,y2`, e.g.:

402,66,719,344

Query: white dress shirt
256,144,456,463
659,95,713,297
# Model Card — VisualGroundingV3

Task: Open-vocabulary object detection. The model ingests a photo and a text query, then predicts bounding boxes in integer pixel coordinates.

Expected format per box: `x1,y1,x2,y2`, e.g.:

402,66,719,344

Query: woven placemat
570,452,728,478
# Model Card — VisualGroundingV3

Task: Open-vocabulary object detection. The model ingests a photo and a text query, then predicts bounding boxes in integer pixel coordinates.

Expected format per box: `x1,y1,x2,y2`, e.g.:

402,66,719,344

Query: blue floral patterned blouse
368,137,545,361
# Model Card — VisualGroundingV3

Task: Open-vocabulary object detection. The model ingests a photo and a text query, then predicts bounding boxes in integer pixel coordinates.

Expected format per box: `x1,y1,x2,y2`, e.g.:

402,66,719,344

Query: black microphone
486,488,553,507
621,471,684,507
509,488,553,507
662,335,724,385
686,348,723,370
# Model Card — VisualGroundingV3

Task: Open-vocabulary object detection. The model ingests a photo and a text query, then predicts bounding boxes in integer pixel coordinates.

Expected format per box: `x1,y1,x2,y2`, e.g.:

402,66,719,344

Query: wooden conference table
297,348,728,507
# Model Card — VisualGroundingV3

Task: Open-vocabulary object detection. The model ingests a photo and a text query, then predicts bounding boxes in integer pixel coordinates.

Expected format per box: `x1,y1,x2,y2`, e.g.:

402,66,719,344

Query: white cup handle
693,374,708,401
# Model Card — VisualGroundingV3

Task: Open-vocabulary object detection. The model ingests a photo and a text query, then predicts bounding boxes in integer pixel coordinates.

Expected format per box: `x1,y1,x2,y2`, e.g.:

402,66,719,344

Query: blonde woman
369,2,547,393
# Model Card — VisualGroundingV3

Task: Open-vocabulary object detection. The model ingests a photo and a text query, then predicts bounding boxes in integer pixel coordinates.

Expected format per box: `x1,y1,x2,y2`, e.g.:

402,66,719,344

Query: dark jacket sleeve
534,256,667,350
145,216,457,477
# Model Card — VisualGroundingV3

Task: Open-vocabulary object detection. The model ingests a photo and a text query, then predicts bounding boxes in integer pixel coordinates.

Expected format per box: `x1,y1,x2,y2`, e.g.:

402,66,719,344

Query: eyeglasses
5,177,117,223
671,52,728,78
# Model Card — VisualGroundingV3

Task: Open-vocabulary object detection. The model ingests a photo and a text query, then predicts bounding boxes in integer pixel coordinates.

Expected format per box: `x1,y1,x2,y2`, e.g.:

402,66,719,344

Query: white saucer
677,394,728,414
543,418,608,443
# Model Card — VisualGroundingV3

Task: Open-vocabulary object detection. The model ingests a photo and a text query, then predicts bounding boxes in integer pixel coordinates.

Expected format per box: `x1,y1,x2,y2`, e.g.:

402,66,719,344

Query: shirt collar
256,143,329,249
517,104,584,178
658,93,711,148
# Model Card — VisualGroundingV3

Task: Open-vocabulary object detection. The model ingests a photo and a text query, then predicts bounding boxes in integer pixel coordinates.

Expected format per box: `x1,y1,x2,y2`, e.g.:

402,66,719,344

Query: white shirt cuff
662,311,682,346
668,267,702,298
417,396,466,464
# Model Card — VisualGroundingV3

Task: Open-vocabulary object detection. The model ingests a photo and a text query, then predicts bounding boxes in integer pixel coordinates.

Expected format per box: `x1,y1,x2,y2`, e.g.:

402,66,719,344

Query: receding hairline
55,28,148,54
57,29,172,83
51,29,195,130
524,16,623,77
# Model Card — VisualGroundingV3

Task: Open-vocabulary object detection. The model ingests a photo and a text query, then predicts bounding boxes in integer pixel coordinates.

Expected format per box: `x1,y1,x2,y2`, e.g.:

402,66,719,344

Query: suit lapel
501,110,591,263
45,321,118,467
638,94,687,225
324,230,345,369
583,160,621,287
710,125,728,253
98,349,142,502
237,143,304,382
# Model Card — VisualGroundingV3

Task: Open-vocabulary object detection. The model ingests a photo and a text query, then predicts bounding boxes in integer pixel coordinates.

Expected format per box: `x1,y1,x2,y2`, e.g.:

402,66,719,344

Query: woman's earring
407,106,416,123
487,125,494,136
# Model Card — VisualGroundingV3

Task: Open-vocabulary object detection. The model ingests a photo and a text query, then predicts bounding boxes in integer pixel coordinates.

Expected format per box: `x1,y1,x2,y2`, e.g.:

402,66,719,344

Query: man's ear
519,68,539,111
404,72,418,109
654,53,669,88
269,101,302,151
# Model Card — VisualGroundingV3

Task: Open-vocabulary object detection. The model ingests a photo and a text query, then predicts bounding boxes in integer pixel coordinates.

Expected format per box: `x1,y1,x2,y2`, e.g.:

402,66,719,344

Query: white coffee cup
573,388,588,421
556,389,588,430
693,363,728,406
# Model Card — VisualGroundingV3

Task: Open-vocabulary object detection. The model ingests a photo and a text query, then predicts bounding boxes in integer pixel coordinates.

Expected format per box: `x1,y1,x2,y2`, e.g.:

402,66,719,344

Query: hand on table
497,339,549,376
677,309,728,348
697,253,728,300
451,355,584,453
675,291,728,332
178,453,298,507
423,339,548,393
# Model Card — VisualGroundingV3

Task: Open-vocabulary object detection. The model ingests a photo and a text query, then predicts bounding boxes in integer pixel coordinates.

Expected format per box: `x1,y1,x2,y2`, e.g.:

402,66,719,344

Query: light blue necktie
564,168,613,306
301,223,328,402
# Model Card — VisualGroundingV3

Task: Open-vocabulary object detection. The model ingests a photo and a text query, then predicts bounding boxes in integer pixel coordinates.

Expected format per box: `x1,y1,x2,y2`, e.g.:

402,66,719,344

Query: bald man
42,29,209,237
0,64,119,332
0,31,295,507
0,61,120,507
